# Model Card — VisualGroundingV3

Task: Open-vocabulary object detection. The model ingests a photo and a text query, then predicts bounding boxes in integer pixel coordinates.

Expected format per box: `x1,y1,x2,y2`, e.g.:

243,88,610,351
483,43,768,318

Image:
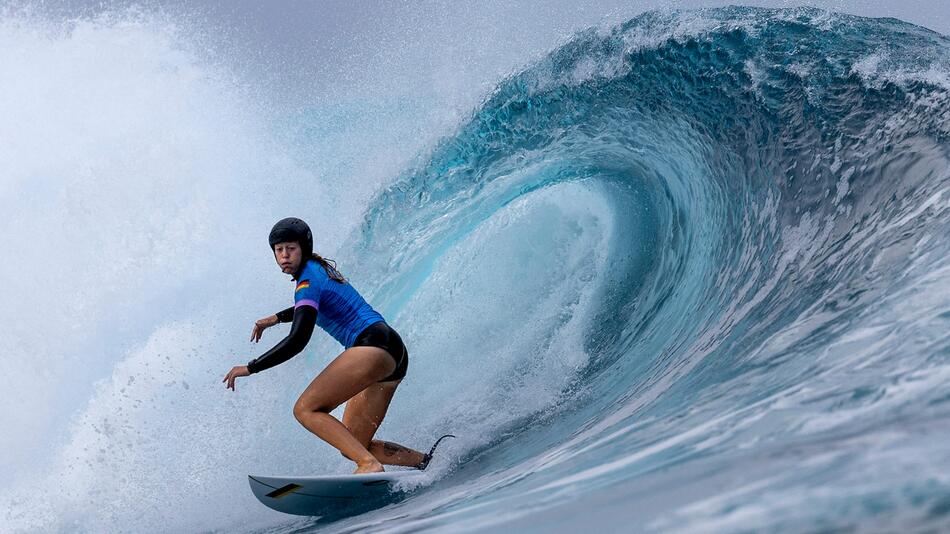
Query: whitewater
1,3,949,533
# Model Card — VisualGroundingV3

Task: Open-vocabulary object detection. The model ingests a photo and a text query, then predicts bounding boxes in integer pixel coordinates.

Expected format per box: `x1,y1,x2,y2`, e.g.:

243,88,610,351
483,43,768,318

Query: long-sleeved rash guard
246,258,385,374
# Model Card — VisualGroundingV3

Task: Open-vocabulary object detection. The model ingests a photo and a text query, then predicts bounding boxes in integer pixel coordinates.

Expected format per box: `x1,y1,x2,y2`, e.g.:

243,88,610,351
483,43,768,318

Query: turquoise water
310,7,950,532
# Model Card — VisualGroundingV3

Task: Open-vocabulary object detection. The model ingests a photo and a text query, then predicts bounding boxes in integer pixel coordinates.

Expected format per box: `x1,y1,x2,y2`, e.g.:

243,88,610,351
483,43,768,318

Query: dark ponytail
312,253,346,283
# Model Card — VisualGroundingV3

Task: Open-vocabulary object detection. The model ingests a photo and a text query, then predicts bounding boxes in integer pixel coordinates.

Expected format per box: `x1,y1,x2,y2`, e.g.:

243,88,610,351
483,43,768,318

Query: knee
293,399,333,422
292,403,305,423
292,403,306,423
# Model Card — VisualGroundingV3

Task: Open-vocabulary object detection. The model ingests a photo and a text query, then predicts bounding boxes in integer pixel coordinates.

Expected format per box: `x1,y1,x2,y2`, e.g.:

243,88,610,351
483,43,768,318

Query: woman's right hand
250,314,279,342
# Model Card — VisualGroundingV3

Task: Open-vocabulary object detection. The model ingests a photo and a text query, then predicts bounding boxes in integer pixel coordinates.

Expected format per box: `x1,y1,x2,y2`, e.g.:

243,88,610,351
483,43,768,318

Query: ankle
356,456,382,468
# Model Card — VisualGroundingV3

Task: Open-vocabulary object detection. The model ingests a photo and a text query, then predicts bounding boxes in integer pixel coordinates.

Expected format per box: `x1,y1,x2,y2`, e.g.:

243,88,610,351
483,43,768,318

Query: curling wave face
338,7,950,532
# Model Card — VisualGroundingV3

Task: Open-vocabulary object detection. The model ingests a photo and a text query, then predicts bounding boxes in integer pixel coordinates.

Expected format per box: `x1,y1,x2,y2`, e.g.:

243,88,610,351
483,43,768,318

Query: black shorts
351,321,408,382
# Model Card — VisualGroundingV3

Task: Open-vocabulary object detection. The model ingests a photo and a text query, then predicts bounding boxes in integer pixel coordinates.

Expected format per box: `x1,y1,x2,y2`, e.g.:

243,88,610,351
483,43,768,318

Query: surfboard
249,435,455,517
248,470,426,517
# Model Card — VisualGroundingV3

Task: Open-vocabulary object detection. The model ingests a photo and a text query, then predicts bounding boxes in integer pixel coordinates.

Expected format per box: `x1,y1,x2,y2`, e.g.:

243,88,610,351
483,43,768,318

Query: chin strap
417,434,456,471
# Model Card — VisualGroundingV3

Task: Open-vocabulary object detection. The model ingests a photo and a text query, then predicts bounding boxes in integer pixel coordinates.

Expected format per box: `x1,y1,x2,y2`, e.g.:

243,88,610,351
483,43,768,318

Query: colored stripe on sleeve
295,280,311,293
295,299,318,310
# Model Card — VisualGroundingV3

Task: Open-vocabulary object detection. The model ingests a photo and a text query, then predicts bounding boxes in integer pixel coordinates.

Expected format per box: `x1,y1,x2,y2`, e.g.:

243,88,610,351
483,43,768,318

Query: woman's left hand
223,365,250,391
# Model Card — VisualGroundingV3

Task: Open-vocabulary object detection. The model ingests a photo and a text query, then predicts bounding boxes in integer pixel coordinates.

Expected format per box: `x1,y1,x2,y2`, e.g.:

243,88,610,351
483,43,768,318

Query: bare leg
293,346,396,474
369,440,426,467
343,380,427,468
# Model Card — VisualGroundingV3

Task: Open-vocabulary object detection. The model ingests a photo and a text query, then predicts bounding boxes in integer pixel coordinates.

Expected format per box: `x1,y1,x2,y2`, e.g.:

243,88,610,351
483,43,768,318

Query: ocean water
2,5,949,533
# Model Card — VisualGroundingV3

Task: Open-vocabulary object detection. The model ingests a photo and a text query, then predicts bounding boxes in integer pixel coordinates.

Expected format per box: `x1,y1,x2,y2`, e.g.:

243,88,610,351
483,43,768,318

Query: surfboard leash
418,434,456,470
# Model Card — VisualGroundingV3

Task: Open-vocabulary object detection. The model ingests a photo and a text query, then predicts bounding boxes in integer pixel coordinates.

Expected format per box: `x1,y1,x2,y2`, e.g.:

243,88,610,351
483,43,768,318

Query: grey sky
19,0,950,109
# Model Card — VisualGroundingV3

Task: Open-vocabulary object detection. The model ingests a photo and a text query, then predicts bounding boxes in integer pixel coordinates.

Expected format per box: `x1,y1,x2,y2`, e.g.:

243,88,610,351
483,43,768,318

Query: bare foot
353,460,385,474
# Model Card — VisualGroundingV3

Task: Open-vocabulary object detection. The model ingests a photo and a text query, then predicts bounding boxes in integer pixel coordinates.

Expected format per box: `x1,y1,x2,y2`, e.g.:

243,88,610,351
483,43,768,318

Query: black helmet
269,217,313,258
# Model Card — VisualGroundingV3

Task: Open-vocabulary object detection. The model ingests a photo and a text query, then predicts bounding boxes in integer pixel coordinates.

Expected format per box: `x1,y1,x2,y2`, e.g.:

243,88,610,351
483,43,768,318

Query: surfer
223,217,449,474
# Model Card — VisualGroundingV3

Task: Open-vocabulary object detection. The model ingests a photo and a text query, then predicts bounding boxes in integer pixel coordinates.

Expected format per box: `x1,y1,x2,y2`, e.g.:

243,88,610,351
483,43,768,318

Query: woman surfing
223,217,451,474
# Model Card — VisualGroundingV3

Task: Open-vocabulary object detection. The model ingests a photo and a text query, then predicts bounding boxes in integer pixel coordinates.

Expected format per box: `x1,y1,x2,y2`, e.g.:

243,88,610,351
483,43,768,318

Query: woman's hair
312,253,346,283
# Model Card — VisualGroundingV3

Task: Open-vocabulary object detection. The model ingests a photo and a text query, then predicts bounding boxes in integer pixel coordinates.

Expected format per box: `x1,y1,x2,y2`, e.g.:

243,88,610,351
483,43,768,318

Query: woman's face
273,242,303,274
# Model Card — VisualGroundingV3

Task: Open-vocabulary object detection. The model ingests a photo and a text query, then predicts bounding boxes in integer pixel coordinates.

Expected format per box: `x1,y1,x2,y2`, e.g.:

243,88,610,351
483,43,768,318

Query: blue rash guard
246,258,385,374
293,258,385,348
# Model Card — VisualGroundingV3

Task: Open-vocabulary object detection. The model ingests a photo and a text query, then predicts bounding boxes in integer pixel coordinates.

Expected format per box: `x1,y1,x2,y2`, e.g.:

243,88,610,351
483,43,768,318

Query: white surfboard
248,470,426,517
